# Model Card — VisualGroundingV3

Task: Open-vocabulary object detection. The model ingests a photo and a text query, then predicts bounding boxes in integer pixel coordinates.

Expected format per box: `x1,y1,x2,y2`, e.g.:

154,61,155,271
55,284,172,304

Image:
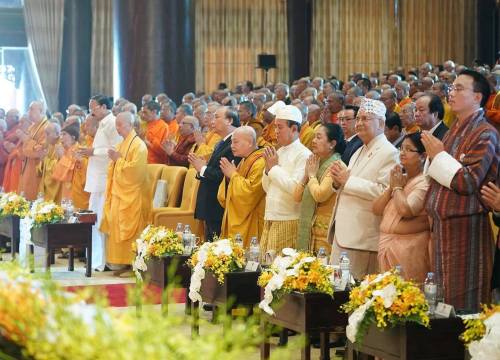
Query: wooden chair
153,168,204,239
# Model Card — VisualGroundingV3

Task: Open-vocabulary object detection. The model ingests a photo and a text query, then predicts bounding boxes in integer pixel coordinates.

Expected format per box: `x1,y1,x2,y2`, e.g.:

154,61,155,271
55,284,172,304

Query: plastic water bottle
424,272,437,315
339,251,351,284
234,233,243,248
248,237,260,263
183,225,192,255
395,265,402,275
317,247,328,266
175,223,183,241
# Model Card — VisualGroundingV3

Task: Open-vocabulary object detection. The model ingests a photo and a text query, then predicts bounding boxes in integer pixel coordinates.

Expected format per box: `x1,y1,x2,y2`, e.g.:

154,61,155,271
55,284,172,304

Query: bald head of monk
115,111,134,138
45,122,61,145
231,126,257,158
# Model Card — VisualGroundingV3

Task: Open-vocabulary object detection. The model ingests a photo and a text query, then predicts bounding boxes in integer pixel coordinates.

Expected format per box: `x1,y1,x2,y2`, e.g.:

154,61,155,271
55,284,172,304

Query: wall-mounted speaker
257,54,276,70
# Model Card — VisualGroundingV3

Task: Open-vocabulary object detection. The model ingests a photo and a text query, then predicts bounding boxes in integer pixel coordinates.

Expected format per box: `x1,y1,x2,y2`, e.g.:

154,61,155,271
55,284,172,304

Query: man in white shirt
328,98,399,279
261,105,311,255
79,95,122,271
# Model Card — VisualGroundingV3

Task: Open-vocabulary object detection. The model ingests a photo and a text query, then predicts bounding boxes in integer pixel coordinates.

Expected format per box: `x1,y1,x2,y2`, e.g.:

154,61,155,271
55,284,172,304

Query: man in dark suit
415,93,448,140
339,105,363,165
188,107,240,241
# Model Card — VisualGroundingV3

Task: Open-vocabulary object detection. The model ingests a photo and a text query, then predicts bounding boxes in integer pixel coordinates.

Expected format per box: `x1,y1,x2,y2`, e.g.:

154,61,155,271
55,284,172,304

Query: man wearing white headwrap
260,105,312,255
327,98,399,279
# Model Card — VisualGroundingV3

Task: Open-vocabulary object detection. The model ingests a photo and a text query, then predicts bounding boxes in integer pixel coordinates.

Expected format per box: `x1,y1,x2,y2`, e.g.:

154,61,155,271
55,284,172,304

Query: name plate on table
435,302,456,318
245,261,260,272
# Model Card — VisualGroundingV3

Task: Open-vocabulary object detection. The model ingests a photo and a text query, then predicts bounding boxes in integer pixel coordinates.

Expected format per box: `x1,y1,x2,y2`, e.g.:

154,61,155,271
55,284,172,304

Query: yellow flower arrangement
133,225,184,280
30,200,65,227
461,304,500,344
188,238,246,284
0,192,30,218
0,264,47,348
343,269,430,343
188,238,246,303
257,248,334,315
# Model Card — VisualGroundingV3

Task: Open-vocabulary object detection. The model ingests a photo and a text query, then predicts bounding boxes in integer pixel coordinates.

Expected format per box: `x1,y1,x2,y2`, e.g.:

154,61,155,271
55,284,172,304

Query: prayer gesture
220,157,237,178
305,154,320,178
161,140,175,156
55,144,64,160
329,160,349,188
188,152,207,172
108,148,121,161
194,129,205,146
421,131,444,160
15,128,28,142
3,141,15,153
263,146,279,173
390,164,407,189
78,147,94,157
481,182,500,211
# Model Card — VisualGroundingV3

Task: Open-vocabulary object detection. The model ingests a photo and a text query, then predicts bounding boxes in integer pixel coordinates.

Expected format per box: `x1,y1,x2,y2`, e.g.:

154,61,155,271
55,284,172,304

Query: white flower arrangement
188,238,246,303
467,312,500,359
258,248,334,316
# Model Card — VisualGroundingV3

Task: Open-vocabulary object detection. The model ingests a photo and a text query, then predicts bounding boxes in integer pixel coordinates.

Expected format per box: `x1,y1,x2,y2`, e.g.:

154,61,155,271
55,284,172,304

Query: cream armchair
153,168,204,239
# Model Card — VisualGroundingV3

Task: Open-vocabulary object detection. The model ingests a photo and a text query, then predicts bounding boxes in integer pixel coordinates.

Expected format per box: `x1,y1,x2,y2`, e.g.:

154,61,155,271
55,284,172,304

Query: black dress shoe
311,338,346,349
203,303,214,311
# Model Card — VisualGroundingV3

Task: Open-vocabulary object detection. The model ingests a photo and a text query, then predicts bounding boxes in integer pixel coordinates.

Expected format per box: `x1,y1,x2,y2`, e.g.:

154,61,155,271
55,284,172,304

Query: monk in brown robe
2,115,31,193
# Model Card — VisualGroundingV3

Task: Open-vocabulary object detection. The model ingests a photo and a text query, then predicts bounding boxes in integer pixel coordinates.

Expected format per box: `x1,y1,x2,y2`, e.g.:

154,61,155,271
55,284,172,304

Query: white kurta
84,112,122,270
262,138,311,220
329,133,399,251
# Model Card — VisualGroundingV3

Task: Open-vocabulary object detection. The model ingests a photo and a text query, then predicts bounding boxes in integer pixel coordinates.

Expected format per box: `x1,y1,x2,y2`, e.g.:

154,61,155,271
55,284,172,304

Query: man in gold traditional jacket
18,101,49,200
217,126,266,247
100,112,150,276
38,122,62,203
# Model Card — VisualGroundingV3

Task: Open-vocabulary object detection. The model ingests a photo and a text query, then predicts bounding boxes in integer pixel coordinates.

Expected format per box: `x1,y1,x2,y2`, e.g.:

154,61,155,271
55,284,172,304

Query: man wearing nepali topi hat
327,98,399,279
260,105,312,256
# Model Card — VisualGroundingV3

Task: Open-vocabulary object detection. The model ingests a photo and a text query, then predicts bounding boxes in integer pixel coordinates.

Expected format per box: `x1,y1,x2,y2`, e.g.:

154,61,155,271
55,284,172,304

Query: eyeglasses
399,147,419,153
449,85,473,93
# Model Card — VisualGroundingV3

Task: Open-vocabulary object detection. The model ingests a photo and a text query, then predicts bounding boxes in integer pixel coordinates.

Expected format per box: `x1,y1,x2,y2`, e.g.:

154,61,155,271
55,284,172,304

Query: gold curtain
91,0,113,96
400,0,471,70
195,0,289,93
311,0,397,81
311,0,474,81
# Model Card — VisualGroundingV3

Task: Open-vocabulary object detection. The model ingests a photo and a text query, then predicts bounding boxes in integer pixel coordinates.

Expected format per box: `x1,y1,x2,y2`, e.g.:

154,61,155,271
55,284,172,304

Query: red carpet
64,283,186,307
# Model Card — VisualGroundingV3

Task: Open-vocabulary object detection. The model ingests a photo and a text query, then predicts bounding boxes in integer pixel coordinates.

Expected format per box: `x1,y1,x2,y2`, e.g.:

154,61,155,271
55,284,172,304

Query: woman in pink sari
373,132,430,282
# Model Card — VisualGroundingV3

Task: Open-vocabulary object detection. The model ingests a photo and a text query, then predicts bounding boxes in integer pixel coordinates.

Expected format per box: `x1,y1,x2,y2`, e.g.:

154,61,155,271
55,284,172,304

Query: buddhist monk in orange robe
486,91,500,127
18,101,49,200
142,101,169,164
2,115,31,193
0,109,21,185
101,112,150,272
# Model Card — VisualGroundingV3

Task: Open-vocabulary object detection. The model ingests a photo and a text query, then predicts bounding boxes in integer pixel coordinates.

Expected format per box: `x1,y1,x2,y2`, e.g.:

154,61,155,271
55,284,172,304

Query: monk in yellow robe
101,112,150,271
52,124,90,209
299,121,314,150
19,101,49,200
217,126,266,247
38,122,62,203
142,101,169,164
190,111,222,162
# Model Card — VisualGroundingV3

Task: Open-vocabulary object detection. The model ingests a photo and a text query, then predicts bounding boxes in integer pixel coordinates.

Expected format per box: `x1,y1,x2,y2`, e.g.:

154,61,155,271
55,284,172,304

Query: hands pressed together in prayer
77,147,94,157
3,141,15,153
329,160,349,188
194,130,205,146
421,131,444,160
481,182,500,212
54,144,64,160
15,128,28,142
188,153,207,172
220,157,237,178
161,139,176,156
108,147,121,161
389,164,407,191
263,146,279,174
301,154,319,185
34,144,47,159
